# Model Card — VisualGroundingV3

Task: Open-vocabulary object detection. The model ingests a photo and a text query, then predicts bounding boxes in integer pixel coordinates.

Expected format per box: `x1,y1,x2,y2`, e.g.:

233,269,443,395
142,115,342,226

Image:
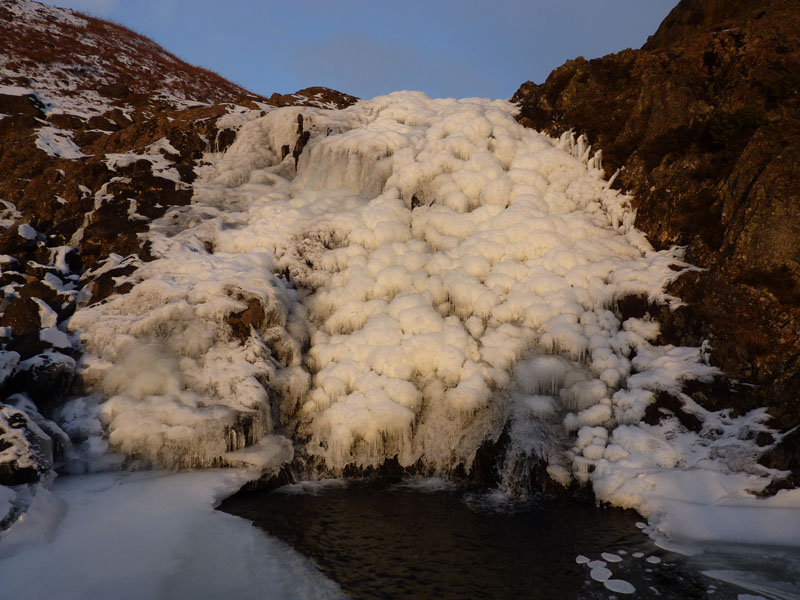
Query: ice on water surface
0,470,343,600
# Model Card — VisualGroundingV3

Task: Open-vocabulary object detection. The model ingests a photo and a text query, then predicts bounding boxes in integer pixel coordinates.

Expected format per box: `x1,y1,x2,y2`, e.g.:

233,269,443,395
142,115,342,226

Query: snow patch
35,126,86,159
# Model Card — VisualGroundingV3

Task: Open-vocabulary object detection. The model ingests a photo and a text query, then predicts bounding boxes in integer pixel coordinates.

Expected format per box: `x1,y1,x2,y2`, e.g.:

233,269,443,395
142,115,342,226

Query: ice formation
56,91,798,546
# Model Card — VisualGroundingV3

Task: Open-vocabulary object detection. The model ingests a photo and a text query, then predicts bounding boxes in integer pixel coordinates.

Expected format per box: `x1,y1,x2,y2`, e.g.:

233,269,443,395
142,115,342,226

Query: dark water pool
219,479,742,600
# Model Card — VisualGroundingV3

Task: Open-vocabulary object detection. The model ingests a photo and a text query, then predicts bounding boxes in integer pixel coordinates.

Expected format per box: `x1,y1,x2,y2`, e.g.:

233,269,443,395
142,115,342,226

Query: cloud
291,32,500,100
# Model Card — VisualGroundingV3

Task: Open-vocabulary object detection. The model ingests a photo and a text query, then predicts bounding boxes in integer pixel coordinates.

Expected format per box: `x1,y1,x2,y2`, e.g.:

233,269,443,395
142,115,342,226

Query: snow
2,0,87,30
0,470,343,599
589,566,612,581
0,485,16,523
604,579,636,594
35,126,86,159
646,487,800,548
0,85,35,96
17,223,38,240
40,327,71,349
0,350,20,386
105,138,183,183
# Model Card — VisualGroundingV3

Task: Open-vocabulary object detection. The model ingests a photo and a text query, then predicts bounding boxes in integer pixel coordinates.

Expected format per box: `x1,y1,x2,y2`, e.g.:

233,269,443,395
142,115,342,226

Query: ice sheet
0,470,344,600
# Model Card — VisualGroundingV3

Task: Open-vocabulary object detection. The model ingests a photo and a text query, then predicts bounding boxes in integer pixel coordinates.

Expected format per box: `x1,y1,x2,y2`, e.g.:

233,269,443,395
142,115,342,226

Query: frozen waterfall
59,92,795,541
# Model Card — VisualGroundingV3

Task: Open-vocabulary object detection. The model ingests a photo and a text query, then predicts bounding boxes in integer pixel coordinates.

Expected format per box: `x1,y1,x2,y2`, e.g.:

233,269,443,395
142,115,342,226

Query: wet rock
5,351,76,417
759,427,800,493
215,128,237,153
87,263,137,304
78,198,149,265
0,297,41,337
642,391,703,432
5,332,53,361
0,404,53,486
292,113,310,167
226,296,267,343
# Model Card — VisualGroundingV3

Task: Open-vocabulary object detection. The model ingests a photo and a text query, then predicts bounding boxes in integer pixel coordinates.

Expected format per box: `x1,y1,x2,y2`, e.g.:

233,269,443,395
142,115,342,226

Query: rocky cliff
512,0,800,488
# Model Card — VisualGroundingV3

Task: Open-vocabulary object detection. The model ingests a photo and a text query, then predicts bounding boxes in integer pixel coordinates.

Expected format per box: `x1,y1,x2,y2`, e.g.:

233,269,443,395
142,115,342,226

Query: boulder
0,404,52,486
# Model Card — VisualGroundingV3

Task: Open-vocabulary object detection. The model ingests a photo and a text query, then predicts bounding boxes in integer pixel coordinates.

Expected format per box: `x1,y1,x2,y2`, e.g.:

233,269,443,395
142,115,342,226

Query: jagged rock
0,404,53,486
226,297,268,343
268,86,359,110
0,92,44,117
0,297,41,337
5,351,76,417
760,427,800,493
87,263,137,304
96,82,131,99
511,0,800,435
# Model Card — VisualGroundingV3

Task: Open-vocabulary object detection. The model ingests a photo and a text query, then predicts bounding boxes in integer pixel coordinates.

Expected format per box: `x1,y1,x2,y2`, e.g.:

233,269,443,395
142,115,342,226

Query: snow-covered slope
0,0,255,116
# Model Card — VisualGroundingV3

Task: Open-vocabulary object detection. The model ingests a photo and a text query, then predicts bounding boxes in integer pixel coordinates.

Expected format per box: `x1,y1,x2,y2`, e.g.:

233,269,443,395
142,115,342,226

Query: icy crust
66,245,308,469
0,470,344,599
63,92,790,538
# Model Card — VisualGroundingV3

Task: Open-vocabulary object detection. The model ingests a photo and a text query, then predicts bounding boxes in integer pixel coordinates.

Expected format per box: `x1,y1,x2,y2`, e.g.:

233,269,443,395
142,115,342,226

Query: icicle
605,168,620,189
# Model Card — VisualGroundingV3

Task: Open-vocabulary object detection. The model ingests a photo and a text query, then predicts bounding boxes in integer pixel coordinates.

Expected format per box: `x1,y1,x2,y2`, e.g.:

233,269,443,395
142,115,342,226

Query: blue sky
48,0,677,100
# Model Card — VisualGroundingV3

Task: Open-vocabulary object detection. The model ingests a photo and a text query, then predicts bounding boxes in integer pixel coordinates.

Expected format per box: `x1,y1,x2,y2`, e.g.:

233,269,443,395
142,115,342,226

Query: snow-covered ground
3,90,799,588
0,470,343,600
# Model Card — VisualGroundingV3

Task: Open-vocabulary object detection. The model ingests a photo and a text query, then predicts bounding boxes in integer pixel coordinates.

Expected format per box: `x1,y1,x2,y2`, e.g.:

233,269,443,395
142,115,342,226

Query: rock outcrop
512,0,800,482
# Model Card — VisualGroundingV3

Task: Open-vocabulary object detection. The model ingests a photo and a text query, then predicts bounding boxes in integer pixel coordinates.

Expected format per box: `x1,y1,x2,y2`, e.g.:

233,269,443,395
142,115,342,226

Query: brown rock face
511,0,800,476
